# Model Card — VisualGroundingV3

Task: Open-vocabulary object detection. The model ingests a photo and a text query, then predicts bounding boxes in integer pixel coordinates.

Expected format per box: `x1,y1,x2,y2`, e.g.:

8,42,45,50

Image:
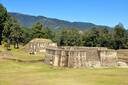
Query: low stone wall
44,47,118,68
100,50,117,67
117,49,128,63
117,49,128,67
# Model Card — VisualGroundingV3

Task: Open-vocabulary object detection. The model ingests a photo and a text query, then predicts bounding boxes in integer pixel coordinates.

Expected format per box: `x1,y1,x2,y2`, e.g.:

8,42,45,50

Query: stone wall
117,49,128,63
117,49,128,66
44,47,118,68
25,38,57,54
100,50,117,67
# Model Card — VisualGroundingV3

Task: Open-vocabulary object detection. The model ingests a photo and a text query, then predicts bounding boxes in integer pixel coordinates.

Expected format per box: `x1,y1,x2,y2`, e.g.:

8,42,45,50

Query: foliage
31,22,55,40
111,24,127,49
57,28,83,46
3,15,22,49
0,4,7,45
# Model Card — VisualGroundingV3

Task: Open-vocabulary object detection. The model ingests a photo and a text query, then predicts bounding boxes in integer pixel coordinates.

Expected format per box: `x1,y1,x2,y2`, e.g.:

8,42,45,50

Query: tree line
0,4,128,50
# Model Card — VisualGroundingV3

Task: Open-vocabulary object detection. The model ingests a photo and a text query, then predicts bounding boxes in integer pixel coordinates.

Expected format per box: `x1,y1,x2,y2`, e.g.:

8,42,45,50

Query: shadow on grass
2,57,44,63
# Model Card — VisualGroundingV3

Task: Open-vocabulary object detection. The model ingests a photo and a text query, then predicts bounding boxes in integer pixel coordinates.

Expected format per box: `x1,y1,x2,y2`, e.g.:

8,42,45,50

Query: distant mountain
9,12,111,30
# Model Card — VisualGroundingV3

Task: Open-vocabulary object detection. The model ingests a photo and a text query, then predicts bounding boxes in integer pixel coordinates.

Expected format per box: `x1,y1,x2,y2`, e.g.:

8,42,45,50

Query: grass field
0,47,128,85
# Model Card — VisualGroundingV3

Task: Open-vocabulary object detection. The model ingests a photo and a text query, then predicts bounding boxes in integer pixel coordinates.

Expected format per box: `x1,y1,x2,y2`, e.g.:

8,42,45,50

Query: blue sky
0,0,128,28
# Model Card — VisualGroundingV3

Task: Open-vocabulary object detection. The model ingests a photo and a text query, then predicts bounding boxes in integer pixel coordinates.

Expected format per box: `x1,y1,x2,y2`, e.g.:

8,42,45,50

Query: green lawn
0,46,44,61
9,49,44,61
0,48,128,85
0,59,128,85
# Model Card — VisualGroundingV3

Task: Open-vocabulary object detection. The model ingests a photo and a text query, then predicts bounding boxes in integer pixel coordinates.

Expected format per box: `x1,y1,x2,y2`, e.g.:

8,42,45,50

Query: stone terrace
44,46,117,68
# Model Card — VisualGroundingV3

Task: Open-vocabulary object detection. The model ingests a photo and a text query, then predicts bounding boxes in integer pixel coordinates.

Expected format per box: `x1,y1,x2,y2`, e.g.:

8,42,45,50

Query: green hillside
9,12,111,30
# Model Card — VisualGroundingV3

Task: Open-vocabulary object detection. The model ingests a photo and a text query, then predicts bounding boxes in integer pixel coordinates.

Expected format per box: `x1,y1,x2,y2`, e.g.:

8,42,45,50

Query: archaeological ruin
24,38,128,68
44,46,118,68
25,38,57,54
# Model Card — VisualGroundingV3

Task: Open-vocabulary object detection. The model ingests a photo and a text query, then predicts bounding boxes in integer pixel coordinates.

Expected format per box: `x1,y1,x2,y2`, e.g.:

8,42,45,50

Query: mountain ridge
9,12,111,30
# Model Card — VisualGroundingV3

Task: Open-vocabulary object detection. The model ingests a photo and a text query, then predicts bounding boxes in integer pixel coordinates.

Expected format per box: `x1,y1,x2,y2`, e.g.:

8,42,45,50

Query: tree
83,28,100,47
3,15,22,49
3,15,13,50
98,28,111,47
112,23,126,49
11,19,22,49
31,22,55,40
57,28,83,46
114,23,125,38
0,4,7,45
20,27,33,45
32,22,43,38
42,28,55,40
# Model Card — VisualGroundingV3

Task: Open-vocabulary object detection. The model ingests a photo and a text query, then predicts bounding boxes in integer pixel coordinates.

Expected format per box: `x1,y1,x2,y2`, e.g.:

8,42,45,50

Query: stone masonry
25,38,57,54
44,47,117,68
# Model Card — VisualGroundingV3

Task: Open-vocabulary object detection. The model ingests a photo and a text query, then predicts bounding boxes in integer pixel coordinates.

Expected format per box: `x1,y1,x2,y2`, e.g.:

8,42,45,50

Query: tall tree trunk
14,38,19,49
7,37,10,50
16,38,19,49
14,37,16,48
16,42,19,49
0,26,3,45
14,42,16,48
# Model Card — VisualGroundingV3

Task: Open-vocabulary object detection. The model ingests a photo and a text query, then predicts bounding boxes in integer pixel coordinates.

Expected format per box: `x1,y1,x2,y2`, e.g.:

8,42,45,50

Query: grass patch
9,49,44,61
0,46,44,61
0,59,128,85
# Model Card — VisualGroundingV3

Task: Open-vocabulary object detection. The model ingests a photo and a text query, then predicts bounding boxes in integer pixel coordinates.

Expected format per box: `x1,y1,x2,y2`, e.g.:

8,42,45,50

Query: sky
0,0,128,28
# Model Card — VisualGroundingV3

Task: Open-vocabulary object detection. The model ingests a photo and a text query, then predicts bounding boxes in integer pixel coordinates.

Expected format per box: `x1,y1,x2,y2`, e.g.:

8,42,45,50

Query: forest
0,4,128,50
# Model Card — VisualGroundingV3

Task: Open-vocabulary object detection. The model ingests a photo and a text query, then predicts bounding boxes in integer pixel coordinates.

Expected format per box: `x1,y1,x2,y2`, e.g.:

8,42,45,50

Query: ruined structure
25,38,57,54
117,49,128,67
24,38,128,68
25,38,128,68
44,47,117,68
